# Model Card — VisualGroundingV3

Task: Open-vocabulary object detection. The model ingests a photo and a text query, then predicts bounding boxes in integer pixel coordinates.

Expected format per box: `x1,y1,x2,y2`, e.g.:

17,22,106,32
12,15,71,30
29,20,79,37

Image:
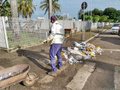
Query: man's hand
43,40,47,44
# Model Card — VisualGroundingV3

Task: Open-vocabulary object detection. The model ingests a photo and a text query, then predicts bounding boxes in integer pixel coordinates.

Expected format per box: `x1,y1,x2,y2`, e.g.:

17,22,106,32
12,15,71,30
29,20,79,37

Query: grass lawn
7,31,44,49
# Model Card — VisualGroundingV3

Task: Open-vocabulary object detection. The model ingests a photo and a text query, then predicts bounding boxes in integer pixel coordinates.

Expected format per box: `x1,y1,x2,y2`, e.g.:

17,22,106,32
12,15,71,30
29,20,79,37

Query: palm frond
40,0,61,17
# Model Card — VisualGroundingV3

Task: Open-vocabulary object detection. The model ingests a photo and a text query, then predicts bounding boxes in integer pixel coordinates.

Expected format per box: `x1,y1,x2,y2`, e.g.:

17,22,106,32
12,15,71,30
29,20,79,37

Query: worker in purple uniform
45,16,65,75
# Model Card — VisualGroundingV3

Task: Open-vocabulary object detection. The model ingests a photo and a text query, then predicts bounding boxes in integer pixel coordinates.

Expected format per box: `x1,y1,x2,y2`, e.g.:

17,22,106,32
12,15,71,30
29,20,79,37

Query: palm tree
0,0,13,30
2,0,11,16
1,0,35,18
1,0,35,39
0,0,11,16
0,1,2,14
10,0,20,39
18,0,35,18
40,0,61,19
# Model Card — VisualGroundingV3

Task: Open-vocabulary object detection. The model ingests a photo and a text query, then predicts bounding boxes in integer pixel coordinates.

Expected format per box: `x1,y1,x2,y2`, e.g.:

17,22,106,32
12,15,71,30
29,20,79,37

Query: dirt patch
36,63,84,90
0,32,96,89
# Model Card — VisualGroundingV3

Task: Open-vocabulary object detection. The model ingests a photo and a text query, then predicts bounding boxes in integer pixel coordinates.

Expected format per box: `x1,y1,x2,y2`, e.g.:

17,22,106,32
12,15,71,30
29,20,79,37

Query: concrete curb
66,62,96,90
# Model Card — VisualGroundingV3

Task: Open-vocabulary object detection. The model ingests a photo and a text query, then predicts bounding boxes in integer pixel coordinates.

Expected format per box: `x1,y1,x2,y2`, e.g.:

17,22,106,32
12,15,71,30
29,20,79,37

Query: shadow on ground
16,49,51,72
88,60,114,71
95,33,120,45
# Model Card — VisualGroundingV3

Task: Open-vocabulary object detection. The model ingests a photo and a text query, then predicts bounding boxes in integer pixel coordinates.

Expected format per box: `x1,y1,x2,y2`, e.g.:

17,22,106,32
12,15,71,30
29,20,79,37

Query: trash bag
95,46,103,55
73,41,86,50
62,41,103,64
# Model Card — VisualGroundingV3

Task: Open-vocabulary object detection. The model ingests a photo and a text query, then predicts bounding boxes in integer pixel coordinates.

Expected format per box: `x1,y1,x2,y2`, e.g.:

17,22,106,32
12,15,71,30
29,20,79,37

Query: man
46,16,65,75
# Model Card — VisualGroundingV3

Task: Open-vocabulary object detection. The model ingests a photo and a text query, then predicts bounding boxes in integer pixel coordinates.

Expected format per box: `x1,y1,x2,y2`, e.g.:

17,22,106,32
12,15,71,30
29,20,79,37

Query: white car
111,24,120,34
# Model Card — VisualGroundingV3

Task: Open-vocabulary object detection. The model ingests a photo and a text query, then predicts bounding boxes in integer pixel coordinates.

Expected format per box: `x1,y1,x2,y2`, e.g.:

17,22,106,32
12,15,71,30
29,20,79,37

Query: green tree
103,7,117,20
18,0,35,18
0,0,3,15
107,19,114,22
0,0,11,16
92,15,100,22
99,15,108,22
92,8,103,16
116,10,120,16
40,0,61,19
85,15,92,21
115,10,120,22
85,10,92,16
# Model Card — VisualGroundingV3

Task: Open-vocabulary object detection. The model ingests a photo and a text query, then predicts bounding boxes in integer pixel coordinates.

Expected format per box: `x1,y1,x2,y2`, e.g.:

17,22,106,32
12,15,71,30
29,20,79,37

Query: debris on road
62,41,103,64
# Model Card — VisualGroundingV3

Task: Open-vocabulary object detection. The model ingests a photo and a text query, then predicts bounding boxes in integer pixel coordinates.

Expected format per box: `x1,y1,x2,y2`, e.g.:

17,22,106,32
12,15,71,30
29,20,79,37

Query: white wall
32,19,98,32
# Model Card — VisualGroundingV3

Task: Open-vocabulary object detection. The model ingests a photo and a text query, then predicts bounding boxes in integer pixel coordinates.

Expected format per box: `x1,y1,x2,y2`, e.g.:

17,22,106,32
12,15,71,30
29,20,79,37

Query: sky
32,0,120,19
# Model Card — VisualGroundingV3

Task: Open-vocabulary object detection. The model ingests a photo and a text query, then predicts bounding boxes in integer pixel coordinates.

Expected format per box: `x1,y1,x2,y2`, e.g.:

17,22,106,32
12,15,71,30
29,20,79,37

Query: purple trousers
49,44,63,72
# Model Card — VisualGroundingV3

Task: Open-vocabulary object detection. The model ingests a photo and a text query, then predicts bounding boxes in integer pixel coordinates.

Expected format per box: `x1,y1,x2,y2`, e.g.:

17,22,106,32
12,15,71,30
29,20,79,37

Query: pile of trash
62,41,103,64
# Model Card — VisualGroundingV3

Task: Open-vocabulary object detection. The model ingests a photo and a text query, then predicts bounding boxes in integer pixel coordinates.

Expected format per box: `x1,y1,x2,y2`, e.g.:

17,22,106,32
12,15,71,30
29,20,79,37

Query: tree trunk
48,0,52,19
10,0,20,39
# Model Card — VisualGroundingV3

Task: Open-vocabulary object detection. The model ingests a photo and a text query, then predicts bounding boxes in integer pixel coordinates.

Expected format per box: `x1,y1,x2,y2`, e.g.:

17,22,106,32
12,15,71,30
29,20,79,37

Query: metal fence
6,18,49,49
2,17,108,49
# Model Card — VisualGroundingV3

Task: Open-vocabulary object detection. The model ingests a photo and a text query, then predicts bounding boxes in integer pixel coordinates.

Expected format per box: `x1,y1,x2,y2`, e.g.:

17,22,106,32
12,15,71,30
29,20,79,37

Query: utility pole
48,0,53,36
81,2,88,41
82,10,85,41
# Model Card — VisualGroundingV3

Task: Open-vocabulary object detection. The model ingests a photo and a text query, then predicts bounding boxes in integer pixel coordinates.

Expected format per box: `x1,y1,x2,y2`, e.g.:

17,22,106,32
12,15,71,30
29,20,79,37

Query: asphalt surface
83,31,120,90
0,30,120,90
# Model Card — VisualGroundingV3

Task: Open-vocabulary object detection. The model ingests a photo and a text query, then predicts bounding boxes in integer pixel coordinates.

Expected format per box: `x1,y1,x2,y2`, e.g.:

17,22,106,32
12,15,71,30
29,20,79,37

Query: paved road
83,31,120,90
0,30,119,90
